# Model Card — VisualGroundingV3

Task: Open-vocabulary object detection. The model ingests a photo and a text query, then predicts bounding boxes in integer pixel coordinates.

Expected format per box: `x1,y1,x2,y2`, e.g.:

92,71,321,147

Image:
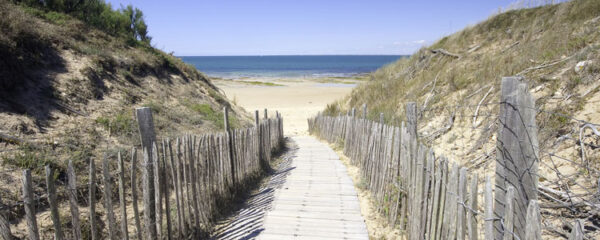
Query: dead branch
501,41,520,53
539,185,599,210
425,108,456,141
467,44,481,53
421,72,441,115
465,84,490,99
472,86,494,128
0,133,23,145
516,55,573,76
579,123,600,170
431,48,461,58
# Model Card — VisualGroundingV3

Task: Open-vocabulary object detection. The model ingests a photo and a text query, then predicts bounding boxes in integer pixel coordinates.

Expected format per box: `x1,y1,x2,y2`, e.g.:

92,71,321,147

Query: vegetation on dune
328,0,600,128
0,0,250,227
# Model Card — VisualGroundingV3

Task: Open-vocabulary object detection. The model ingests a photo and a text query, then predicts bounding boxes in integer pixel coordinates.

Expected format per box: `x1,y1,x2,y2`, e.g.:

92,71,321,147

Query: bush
15,0,151,44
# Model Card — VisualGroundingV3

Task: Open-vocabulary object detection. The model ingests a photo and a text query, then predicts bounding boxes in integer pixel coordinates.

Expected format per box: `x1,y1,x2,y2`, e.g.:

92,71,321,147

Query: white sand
214,78,356,135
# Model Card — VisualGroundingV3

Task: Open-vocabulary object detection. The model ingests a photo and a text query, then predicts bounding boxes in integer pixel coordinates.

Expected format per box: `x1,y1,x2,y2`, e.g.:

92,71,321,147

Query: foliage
2,144,58,173
14,0,151,44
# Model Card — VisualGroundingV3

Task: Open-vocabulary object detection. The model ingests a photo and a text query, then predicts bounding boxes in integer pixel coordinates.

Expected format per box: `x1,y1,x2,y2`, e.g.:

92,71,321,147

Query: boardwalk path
211,136,368,239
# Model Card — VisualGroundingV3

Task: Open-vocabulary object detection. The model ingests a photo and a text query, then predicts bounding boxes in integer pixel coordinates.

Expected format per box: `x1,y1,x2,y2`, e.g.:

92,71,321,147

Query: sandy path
215,78,355,135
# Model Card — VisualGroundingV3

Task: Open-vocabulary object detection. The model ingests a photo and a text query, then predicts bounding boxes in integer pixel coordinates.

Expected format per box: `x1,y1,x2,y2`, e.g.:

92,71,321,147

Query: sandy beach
214,77,361,135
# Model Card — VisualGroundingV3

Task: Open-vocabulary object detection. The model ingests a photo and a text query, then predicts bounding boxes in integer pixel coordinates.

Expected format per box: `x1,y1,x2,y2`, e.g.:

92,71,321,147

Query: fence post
67,160,82,240
89,160,98,240
468,173,478,240
130,148,143,240
484,176,493,240
568,220,584,240
46,165,64,240
118,152,130,240
525,200,541,240
136,107,158,240
22,169,39,240
103,155,117,240
264,109,268,119
224,107,236,186
0,195,14,240
379,112,384,123
161,141,172,240
495,77,539,239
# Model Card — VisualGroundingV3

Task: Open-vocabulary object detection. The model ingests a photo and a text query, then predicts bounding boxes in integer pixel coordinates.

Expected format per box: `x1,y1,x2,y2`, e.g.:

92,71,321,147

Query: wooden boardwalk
259,136,368,239
212,136,368,239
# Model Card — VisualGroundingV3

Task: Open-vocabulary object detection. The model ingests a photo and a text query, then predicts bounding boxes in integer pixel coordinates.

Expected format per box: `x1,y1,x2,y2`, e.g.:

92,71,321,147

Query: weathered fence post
525,200,541,240
136,107,158,240
67,160,82,240
89,160,98,240
484,176,493,240
130,148,143,240
46,165,64,240
468,173,478,240
0,195,14,240
568,219,584,240
161,141,172,240
379,112,384,123
103,155,117,240
118,152,130,240
22,169,39,240
495,76,539,239
503,186,515,240
224,107,236,186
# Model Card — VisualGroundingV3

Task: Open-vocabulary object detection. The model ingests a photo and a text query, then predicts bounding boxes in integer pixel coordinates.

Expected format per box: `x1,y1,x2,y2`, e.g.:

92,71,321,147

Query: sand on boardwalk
214,77,357,135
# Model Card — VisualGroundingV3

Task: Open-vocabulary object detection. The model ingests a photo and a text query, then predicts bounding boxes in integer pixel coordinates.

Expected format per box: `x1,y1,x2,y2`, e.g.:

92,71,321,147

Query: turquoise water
180,55,405,78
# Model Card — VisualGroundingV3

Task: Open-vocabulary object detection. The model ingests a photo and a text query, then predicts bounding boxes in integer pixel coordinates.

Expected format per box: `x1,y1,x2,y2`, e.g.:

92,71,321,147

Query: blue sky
106,0,516,56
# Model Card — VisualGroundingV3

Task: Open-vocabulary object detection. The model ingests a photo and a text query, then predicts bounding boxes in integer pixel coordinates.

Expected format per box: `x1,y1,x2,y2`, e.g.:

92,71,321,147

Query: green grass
236,80,285,87
2,144,59,174
184,102,240,130
95,112,135,136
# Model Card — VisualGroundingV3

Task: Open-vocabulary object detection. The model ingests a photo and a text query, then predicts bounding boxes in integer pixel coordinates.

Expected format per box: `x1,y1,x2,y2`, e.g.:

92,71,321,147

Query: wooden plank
495,77,539,239
525,200,541,240
503,186,515,240
457,167,467,240
428,157,442,240
189,136,201,235
118,152,130,240
136,107,157,240
568,219,584,240
46,165,64,240
168,139,184,239
0,195,15,240
468,173,478,240
22,169,39,240
142,148,158,240
89,160,98,240
484,176,493,240
176,138,188,236
152,143,162,239
130,148,143,240
103,155,117,240
162,140,172,240
444,163,459,239
67,160,82,240
435,159,448,240
225,107,236,186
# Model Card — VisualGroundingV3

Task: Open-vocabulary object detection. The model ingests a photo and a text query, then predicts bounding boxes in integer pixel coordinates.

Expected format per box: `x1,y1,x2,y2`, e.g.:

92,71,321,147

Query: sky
106,0,517,56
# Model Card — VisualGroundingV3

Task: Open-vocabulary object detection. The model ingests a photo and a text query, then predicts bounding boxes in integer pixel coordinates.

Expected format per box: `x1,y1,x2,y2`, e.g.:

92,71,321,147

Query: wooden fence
2,108,284,239
308,77,584,240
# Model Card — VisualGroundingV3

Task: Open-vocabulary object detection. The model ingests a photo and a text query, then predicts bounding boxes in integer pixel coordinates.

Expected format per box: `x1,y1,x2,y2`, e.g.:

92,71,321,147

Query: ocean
179,55,404,79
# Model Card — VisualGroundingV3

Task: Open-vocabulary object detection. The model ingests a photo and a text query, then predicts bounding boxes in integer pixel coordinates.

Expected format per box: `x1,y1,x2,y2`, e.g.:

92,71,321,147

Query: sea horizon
180,55,406,79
